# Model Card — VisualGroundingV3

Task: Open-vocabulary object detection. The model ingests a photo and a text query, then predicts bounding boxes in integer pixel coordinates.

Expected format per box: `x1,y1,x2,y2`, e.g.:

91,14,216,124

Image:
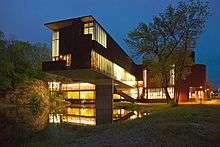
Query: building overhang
44,15,95,30
45,68,134,89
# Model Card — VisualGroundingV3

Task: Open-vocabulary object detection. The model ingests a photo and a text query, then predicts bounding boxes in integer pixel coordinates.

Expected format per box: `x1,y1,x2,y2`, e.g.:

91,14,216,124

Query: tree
126,0,209,104
0,31,50,95
172,0,209,104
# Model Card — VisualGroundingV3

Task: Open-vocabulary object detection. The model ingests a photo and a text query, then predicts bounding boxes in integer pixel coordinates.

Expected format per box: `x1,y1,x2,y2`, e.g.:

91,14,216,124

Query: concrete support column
95,79,113,125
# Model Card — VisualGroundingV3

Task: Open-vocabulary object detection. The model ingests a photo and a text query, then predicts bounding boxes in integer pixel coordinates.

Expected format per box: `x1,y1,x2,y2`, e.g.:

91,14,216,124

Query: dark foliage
0,31,50,94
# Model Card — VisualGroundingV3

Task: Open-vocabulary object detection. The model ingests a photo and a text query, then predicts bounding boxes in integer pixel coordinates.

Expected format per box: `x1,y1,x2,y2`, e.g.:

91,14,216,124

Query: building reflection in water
49,107,96,125
49,105,148,126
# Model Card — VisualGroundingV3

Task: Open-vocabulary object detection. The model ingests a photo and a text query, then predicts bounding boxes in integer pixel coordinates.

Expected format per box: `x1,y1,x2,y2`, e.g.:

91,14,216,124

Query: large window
62,83,95,91
80,91,95,99
148,87,174,99
68,91,79,99
84,22,107,48
67,91,95,99
113,64,136,82
95,23,107,48
61,82,96,100
52,31,59,58
67,108,95,117
84,22,94,40
91,50,136,87
91,50,113,77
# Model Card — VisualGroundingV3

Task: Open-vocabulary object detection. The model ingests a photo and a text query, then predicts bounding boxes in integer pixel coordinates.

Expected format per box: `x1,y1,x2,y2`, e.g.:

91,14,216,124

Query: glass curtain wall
91,50,136,87
62,83,96,100
84,22,107,48
91,50,113,77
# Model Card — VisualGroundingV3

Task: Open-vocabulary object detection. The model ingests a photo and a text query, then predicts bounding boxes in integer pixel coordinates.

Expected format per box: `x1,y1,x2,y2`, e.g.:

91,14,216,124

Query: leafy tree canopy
0,31,49,93
126,0,209,103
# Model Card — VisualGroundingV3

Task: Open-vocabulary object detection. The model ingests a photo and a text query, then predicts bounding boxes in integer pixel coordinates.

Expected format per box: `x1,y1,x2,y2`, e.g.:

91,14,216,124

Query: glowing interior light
143,69,147,88
52,31,59,58
91,50,136,87
84,22,107,48
48,82,61,91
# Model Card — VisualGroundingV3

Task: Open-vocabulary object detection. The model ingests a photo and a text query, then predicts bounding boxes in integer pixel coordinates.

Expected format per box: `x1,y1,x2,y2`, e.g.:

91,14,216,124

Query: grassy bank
113,102,169,112
19,103,220,147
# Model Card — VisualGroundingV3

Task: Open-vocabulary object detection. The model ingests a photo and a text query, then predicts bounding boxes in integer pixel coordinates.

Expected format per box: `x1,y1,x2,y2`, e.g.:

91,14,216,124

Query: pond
49,104,148,126
0,104,148,146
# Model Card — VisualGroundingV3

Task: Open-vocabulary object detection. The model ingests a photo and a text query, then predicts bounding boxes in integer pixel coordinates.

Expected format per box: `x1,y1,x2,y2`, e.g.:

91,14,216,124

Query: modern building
42,15,207,106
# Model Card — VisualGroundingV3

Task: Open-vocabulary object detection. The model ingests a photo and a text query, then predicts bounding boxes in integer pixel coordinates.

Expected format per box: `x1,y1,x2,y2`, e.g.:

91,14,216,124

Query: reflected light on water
49,106,146,126
49,114,96,125
49,107,96,125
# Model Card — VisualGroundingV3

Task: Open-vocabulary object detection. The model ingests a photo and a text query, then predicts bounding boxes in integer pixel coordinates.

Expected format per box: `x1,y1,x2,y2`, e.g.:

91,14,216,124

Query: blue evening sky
0,0,219,88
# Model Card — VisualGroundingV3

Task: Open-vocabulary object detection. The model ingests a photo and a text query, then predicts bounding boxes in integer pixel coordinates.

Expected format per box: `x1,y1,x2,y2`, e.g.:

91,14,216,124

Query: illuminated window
62,83,79,91
120,88,138,99
84,22,107,48
62,83,95,91
91,50,113,76
79,108,95,117
95,23,107,48
48,82,61,91
113,94,121,99
91,50,136,87
67,108,95,117
63,82,96,100
114,64,124,81
67,108,80,115
147,87,174,99
84,22,94,39
52,31,59,59
59,54,71,66
148,88,162,99
68,91,79,99
80,83,95,90
113,109,127,118
80,91,95,99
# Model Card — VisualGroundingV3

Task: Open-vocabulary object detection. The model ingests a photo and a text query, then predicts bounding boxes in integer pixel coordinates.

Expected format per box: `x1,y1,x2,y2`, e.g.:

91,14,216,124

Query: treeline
0,31,50,95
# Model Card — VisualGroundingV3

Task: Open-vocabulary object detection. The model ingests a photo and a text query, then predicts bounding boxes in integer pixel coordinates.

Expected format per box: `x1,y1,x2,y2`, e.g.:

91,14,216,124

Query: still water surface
0,104,147,145
49,104,147,126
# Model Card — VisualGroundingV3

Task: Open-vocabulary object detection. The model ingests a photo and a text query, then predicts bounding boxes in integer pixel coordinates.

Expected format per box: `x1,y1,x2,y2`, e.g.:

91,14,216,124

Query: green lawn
21,103,220,147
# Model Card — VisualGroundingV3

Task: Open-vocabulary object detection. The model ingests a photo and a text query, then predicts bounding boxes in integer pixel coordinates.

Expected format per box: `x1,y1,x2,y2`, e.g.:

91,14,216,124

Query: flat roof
45,15,94,30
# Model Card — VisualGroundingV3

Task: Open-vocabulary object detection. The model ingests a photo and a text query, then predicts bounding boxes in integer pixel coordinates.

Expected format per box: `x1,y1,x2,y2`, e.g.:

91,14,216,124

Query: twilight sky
0,0,219,88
